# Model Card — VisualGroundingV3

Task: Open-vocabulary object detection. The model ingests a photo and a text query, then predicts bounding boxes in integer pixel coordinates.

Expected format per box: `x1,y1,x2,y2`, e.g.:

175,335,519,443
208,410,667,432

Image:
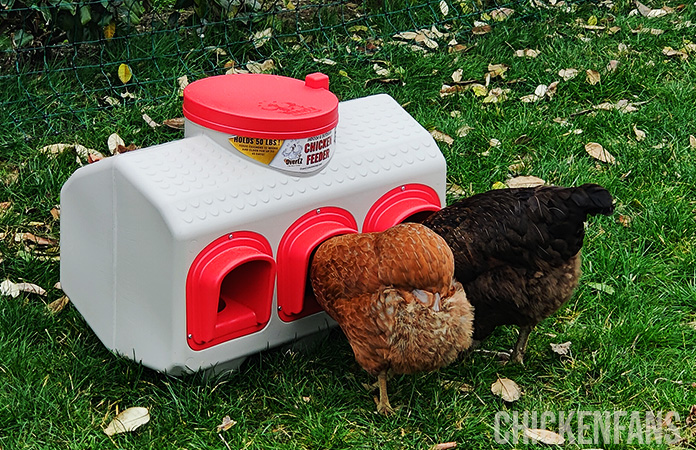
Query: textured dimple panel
116,94,441,228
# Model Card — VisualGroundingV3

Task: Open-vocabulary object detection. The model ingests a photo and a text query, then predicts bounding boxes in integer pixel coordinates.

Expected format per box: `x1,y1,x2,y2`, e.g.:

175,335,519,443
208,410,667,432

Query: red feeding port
277,207,358,322
362,184,442,233
186,232,275,350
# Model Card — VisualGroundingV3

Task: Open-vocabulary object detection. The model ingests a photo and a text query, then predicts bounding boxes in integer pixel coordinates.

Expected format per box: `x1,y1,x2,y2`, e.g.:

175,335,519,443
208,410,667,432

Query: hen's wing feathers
376,224,454,294
423,184,613,281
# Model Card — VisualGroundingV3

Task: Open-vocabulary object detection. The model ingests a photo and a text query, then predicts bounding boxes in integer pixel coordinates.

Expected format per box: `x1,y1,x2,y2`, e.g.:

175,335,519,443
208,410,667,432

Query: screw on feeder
278,306,282,311
228,233,234,240
401,185,406,191
187,334,192,339
316,208,321,214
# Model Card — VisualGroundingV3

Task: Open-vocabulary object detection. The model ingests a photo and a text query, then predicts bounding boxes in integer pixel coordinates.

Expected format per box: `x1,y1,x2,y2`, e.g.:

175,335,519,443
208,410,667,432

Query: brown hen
310,223,474,414
422,183,614,364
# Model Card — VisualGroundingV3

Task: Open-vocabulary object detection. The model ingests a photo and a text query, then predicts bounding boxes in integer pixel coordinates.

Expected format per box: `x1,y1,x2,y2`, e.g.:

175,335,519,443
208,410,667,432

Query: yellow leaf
348,25,368,32
586,69,601,85
104,21,116,40
118,64,132,84
587,15,598,26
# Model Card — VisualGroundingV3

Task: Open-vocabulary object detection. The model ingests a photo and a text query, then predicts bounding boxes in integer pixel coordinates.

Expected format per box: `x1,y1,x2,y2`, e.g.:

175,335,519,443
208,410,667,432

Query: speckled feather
310,223,474,376
422,183,614,341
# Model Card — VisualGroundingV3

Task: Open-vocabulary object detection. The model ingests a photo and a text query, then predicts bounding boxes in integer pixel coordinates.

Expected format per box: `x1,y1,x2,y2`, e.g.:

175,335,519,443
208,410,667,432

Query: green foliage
1,0,145,48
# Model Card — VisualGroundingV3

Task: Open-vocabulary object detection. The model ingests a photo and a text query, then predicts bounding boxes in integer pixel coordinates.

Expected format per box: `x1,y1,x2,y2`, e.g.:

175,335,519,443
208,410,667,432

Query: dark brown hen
422,183,614,364
310,223,474,414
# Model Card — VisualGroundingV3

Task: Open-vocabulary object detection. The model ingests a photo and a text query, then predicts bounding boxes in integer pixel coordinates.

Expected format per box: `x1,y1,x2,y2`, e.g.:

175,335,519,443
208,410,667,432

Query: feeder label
228,129,336,174
229,136,283,165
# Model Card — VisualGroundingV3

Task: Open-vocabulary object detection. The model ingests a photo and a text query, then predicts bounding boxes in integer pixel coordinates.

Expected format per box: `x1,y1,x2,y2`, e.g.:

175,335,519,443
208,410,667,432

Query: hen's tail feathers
572,184,614,217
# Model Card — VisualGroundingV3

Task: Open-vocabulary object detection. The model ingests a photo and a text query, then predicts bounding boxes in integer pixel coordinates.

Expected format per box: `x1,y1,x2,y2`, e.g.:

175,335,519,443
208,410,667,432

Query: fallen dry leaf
662,47,688,60
686,405,696,426
586,69,601,85
690,135,696,149
559,68,579,81
177,75,189,96
491,377,521,402
1,279,47,298
606,59,620,72
524,428,565,445
587,281,616,294
163,118,185,130
594,99,646,113
47,295,70,314
115,144,138,154
514,48,541,58
550,341,572,356
107,133,125,154
470,84,488,97
483,87,510,104
439,0,449,16
252,28,272,48
217,415,237,432
446,182,469,198
15,232,58,247
0,201,11,213
440,84,466,97
246,59,275,74
585,142,616,164
487,63,509,79
103,407,150,436
489,138,501,147
50,206,60,220
633,124,646,141
506,176,545,188
430,130,454,145
40,143,73,155
520,84,549,103
472,24,492,35
142,113,159,128
456,125,473,137
635,0,669,17
451,68,463,83
313,57,337,66
373,64,390,77
432,443,457,450
490,7,514,20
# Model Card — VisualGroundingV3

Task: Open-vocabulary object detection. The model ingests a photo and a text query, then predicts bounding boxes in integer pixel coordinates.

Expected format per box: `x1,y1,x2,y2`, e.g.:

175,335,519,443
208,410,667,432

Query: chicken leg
509,324,533,365
375,371,393,415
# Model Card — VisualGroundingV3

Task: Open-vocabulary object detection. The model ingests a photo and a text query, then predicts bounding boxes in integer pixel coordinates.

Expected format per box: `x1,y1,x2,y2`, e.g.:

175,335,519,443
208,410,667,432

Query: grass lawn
1,0,696,448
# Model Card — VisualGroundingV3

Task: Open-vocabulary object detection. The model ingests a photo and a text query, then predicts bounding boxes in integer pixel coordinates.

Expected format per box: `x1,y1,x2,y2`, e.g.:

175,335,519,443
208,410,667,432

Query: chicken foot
375,371,394,415
508,324,533,365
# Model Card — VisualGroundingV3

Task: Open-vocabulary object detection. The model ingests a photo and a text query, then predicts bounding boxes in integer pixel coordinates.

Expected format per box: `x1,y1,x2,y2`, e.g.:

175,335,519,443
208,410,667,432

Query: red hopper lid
183,73,338,139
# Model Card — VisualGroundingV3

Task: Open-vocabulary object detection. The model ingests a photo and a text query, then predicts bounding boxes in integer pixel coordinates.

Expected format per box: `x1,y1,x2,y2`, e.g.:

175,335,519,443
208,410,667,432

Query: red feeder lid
183,73,339,139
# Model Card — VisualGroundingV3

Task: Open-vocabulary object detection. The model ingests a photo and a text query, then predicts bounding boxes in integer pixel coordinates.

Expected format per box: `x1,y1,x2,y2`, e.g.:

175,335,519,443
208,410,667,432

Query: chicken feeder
60,72,447,375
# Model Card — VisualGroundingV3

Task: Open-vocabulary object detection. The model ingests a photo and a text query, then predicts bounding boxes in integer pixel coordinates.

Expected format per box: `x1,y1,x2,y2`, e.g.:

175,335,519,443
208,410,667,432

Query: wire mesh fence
1,0,542,141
